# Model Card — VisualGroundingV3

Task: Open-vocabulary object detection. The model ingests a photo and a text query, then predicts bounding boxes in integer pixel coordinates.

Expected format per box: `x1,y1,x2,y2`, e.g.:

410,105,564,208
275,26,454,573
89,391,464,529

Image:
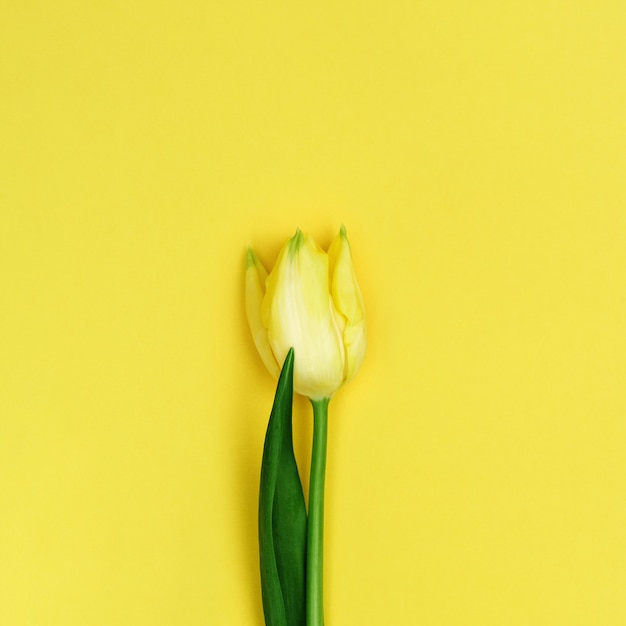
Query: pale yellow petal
342,319,367,382
328,226,367,381
245,247,280,379
264,230,344,399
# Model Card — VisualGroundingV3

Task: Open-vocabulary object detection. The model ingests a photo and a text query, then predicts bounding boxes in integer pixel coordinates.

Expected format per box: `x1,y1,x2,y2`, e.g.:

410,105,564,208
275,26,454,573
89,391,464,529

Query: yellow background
2,2,625,624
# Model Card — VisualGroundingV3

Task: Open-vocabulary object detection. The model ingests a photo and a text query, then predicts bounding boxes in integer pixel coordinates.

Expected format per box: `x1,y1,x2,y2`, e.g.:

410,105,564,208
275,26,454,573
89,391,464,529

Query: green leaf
259,348,307,626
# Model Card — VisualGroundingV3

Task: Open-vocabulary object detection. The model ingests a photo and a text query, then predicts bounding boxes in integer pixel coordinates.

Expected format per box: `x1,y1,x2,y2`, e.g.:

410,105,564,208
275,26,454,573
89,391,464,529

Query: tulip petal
246,247,280,379
328,226,367,382
263,230,345,400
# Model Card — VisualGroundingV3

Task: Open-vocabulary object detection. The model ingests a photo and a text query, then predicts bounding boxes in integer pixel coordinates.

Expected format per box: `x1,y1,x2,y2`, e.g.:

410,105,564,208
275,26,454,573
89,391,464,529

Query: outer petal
245,247,280,379
263,230,345,400
327,226,367,382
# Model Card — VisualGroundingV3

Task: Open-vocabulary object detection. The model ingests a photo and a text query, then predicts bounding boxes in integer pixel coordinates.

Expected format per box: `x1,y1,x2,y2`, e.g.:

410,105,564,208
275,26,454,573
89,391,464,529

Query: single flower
246,226,366,400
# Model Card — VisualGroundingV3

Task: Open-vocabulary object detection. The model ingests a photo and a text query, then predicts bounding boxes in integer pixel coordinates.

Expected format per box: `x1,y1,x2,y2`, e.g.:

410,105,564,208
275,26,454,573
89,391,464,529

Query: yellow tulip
246,226,366,400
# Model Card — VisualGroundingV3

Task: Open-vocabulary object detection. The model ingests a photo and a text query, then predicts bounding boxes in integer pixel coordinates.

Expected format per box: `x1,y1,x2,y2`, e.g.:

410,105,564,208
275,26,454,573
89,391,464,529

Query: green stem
307,397,330,626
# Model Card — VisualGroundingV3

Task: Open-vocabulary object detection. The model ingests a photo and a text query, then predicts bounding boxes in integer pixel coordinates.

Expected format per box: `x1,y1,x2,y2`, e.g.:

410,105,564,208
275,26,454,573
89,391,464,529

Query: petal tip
246,246,256,269
289,228,305,255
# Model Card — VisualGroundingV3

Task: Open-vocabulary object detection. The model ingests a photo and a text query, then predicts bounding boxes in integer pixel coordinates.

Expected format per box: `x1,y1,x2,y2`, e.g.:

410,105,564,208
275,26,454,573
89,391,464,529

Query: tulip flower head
246,226,366,400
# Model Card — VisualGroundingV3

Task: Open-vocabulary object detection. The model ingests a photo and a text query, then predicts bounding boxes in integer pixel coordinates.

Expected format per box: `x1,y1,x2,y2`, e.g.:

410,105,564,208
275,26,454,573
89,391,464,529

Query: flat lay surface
2,2,626,624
